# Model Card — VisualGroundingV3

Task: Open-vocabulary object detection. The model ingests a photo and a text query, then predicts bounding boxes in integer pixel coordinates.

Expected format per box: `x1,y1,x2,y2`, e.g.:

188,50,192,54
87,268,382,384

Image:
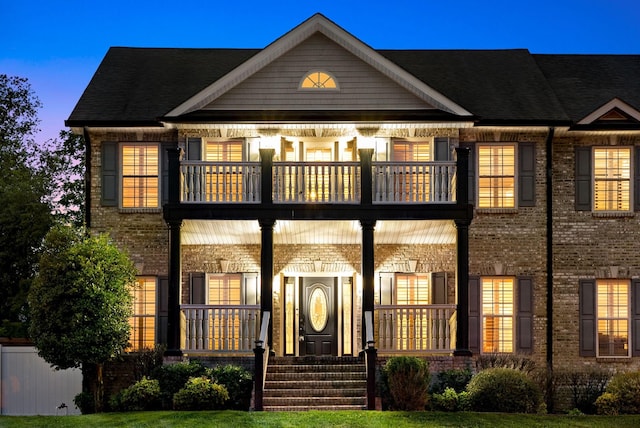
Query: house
66,13,640,409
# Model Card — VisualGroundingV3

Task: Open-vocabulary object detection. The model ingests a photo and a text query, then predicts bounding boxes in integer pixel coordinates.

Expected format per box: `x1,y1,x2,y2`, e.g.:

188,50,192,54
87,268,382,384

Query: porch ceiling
181,219,456,245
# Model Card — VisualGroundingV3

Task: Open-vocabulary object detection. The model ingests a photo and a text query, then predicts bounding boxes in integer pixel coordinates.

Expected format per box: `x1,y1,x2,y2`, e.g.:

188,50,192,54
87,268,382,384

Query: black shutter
190,272,206,304
459,142,475,205
632,279,640,356
516,277,533,353
635,147,640,211
575,147,592,211
518,143,536,207
431,272,447,304
157,276,169,346
434,137,450,161
101,142,118,206
469,276,480,354
187,137,202,160
579,279,596,357
161,143,174,206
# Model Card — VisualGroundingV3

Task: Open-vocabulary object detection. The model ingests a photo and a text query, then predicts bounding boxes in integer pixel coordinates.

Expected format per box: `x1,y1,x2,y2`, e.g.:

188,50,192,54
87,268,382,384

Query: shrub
173,377,229,410
430,368,473,394
466,368,542,413
603,371,640,414
382,356,430,410
113,377,161,411
73,391,95,414
431,387,464,411
209,364,253,410
151,360,209,409
595,392,620,415
475,353,536,374
559,368,611,414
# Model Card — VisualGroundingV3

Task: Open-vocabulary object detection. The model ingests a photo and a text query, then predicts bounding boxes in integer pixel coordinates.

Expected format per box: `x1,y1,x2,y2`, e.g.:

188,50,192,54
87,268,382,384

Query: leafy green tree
29,225,137,411
0,74,53,335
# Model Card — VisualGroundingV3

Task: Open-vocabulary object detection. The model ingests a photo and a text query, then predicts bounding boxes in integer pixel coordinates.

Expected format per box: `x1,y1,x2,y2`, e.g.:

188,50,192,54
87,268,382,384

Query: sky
2,0,639,145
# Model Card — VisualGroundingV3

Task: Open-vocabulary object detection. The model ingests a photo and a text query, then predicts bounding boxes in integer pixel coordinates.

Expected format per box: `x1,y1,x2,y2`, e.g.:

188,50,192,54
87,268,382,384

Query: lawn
2,411,640,428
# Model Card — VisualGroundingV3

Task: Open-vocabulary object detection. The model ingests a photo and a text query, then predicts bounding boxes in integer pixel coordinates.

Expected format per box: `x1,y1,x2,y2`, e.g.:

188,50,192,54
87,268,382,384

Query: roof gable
578,97,640,126
166,14,471,118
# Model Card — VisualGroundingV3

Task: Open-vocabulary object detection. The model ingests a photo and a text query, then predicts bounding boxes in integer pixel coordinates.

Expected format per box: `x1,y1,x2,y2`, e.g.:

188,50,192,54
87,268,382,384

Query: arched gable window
299,70,339,89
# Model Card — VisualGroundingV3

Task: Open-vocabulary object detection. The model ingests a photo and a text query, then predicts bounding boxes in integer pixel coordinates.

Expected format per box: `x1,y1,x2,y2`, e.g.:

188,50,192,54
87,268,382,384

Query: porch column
454,218,472,356
259,218,276,348
259,148,275,204
166,219,183,356
358,149,374,204
360,219,376,349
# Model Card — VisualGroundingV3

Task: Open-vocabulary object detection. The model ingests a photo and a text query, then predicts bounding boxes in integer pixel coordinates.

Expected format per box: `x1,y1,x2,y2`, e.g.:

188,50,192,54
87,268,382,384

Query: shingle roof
66,46,639,127
533,54,640,122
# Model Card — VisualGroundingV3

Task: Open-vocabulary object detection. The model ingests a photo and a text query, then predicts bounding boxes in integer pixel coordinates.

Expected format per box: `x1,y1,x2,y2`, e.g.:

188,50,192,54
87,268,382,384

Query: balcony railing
180,304,260,353
372,162,456,203
179,160,458,204
375,304,457,353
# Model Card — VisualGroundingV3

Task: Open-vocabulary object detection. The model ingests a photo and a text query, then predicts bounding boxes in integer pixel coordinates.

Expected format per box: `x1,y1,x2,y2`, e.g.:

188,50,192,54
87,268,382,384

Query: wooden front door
300,277,337,356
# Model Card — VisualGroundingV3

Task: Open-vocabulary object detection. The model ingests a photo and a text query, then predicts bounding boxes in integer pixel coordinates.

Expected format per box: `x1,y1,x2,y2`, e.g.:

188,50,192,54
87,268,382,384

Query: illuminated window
204,141,244,201
597,279,629,357
208,274,242,305
121,145,159,208
482,277,514,353
129,277,156,351
478,145,515,208
395,274,430,350
593,147,631,211
392,140,432,202
208,274,242,351
205,140,243,162
393,140,431,162
300,71,338,89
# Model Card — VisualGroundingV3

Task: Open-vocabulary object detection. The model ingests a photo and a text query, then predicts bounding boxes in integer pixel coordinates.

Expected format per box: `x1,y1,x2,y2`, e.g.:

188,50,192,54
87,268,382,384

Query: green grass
2,411,640,428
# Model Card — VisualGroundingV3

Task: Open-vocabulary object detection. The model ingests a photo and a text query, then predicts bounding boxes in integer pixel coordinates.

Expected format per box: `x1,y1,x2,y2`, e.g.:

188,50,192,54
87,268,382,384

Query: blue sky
2,0,639,145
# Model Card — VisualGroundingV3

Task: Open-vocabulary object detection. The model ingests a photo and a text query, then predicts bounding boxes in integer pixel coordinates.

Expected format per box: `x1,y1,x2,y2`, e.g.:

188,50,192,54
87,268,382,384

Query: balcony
180,159,458,204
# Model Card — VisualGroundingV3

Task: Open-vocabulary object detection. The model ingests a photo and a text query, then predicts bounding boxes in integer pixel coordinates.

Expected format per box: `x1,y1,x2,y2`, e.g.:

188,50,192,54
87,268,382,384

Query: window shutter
190,272,206,304
469,276,480,353
579,279,596,357
101,142,118,206
517,277,533,353
187,137,202,160
575,147,592,211
518,143,536,207
161,143,174,206
459,142,475,205
431,272,447,304
379,273,393,305
243,273,259,305
157,276,169,346
632,279,640,356
634,147,640,211
434,137,450,161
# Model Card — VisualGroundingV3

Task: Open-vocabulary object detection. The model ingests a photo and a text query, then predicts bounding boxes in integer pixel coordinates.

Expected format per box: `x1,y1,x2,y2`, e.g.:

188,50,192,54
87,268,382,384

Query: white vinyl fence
0,345,82,415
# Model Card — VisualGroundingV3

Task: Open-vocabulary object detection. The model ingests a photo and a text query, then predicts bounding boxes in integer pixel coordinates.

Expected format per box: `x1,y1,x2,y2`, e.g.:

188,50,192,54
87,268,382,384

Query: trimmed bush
111,377,161,411
559,368,611,414
430,368,473,394
209,364,253,410
475,353,536,374
466,368,542,413
382,356,430,411
595,392,619,415
173,377,229,410
602,371,640,414
151,360,209,409
430,387,470,412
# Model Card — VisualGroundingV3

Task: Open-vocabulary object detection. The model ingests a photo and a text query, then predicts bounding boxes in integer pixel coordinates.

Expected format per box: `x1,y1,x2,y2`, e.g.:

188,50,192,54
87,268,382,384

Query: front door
300,277,337,356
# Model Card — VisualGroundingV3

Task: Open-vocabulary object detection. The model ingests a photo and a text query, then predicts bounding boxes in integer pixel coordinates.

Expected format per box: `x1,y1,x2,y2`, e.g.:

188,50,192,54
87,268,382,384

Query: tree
0,74,53,335
29,225,137,411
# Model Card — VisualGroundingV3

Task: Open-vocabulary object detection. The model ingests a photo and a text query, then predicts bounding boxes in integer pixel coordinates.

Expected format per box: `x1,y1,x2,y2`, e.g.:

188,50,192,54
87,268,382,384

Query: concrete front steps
262,356,367,411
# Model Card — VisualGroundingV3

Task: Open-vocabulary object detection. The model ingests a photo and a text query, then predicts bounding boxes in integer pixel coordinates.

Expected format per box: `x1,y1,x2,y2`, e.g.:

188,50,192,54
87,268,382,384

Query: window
208,274,242,305
393,140,431,162
391,140,432,202
593,147,631,211
129,277,156,350
478,144,516,208
121,144,159,208
597,279,630,357
481,277,514,353
204,140,244,202
205,140,243,162
300,71,338,89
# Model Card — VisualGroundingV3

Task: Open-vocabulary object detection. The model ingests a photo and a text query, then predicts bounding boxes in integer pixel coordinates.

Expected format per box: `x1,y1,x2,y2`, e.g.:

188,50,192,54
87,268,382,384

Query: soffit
181,219,456,246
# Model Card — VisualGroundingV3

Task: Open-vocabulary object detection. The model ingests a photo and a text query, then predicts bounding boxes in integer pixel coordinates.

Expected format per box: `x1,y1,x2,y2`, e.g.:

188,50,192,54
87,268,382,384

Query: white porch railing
181,162,261,203
375,304,457,353
372,162,456,203
273,161,360,203
181,305,260,353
